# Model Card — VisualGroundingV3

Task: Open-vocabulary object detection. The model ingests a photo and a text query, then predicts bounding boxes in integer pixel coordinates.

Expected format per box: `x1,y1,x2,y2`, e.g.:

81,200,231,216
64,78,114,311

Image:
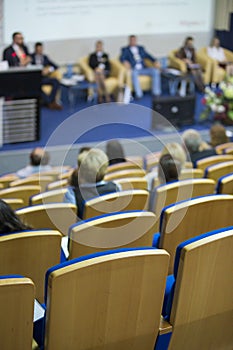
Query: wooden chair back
168,229,233,350
104,169,146,181
215,142,233,154
69,211,157,259
1,198,24,210
30,188,68,205
225,147,233,155
159,194,233,274
126,156,144,168
205,161,233,182
9,176,54,192
0,186,41,206
46,179,68,191
179,168,204,180
216,173,233,194
114,177,148,190
16,203,77,236
0,277,35,350
144,152,160,172
107,161,142,174
83,189,149,219
0,230,61,303
44,249,169,350
0,174,18,188
196,155,233,171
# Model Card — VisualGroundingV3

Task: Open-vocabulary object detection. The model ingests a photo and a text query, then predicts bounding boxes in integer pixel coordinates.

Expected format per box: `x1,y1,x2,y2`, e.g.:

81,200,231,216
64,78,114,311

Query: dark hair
35,42,43,48
30,148,50,166
106,140,126,166
184,36,194,45
129,35,136,39
12,32,21,40
0,199,30,234
158,154,181,184
79,147,91,154
69,168,79,187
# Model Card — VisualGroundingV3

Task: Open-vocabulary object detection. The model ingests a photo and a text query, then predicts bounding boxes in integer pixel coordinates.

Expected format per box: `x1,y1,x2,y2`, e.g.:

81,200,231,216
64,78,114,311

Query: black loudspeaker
152,94,196,129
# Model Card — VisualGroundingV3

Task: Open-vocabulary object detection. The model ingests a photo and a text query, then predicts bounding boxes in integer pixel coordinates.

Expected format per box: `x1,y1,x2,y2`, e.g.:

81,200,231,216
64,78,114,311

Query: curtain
215,0,233,30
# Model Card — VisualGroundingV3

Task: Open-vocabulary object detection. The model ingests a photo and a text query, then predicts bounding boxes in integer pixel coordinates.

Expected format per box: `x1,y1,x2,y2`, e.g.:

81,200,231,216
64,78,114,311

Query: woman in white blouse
207,37,233,76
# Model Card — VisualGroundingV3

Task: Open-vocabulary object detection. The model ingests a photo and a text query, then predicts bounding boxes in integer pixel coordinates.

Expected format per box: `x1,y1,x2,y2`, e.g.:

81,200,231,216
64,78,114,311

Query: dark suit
191,149,217,166
176,47,197,63
89,52,111,75
30,52,60,105
120,45,161,98
3,44,30,67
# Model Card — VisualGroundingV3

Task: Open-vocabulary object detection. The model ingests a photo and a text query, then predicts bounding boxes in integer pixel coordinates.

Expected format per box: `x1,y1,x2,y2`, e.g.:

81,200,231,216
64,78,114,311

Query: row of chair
1,225,232,349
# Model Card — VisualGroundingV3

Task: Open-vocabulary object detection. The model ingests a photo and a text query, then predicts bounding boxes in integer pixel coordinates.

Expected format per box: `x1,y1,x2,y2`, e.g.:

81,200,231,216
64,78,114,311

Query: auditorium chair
216,173,233,194
144,152,160,172
83,189,149,220
126,155,144,168
31,166,72,181
0,230,61,303
178,168,204,180
149,178,216,231
46,179,68,191
114,177,148,190
0,174,19,188
204,161,233,182
37,248,169,350
215,142,233,154
16,203,77,236
168,49,212,84
2,198,24,210
9,176,54,192
106,161,142,174
197,47,233,84
104,168,146,181
152,194,233,274
0,276,35,350
225,147,233,155
42,68,63,99
0,185,41,206
30,188,68,205
195,154,233,170
156,227,233,350
79,57,125,97
68,211,157,259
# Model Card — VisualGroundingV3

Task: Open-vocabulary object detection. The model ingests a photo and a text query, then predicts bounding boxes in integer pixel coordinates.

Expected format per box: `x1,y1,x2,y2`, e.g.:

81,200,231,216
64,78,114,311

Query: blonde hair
161,142,186,167
79,148,108,183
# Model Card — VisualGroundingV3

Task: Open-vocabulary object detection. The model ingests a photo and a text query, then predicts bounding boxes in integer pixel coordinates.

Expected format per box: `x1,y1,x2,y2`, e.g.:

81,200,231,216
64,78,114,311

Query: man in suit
89,41,111,103
176,36,205,92
3,32,31,67
120,35,161,99
31,42,62,110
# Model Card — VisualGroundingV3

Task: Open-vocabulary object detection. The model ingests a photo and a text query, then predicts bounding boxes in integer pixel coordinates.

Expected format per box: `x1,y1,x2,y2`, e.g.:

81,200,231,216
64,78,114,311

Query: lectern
0,66,41,145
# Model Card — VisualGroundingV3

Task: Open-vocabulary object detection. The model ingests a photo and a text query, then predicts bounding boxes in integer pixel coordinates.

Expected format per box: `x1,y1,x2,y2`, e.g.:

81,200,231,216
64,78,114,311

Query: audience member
31,42,62,110
16,147,51,178
158,154,181,185
120,35,161,99
0,199,30,235
209,123,230,147
207,37,233,77
3,32,31,67
182,129,216,164
176,36,205,92
89,41,111,103
106,140,126,166
64,148,119,219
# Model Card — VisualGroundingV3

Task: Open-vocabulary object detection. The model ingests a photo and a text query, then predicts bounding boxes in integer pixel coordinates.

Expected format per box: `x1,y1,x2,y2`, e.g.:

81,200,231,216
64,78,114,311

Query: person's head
77,147,91,167
35,42,43,55
211,37,220,48
12,32,24,46
95,40,103,52
158,154,181,184
106,140,126,165
69,168,79,187
210,123,229,147
0,199,30,234
30,147,50,166
161,142,186,168
129,35,137,47
79,148,109,183
184,36,194,49
182,129,202,154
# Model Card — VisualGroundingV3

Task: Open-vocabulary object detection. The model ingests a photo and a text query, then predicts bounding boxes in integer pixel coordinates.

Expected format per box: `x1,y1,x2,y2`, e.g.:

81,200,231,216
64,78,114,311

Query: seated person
209,123,229,147
158,154,181,185
3,32,31,67
106,140,126,166
16,147,51,178
120,35,161,99
31,42,62,110
64,148,119,219
176,36,205,92
0,199,30,235
89,41,111,103
182,129,216,165
207,37,233,77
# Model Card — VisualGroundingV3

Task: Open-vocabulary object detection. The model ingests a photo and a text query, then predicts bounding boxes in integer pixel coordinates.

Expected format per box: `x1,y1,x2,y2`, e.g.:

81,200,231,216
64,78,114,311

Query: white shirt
207,46,226,62
130,46,143,70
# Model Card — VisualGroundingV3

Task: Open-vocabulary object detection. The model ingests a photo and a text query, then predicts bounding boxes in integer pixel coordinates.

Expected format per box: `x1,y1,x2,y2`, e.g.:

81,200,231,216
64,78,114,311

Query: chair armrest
152,233,160,247
79,57,95,82
110,59,127,88
196,53,212,84
168,53,187,73
224,49,233,62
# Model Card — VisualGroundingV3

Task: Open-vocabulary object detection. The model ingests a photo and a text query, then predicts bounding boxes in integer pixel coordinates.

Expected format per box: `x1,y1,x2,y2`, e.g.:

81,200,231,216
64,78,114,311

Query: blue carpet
0,88,215,152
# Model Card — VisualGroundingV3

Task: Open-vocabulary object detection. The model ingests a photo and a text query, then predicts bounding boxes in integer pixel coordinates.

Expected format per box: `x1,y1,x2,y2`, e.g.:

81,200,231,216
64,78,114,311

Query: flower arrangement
200,77,233,124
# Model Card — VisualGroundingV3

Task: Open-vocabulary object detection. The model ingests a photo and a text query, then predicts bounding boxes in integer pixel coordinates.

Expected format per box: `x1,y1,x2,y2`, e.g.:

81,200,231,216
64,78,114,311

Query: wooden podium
0,66,41,145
